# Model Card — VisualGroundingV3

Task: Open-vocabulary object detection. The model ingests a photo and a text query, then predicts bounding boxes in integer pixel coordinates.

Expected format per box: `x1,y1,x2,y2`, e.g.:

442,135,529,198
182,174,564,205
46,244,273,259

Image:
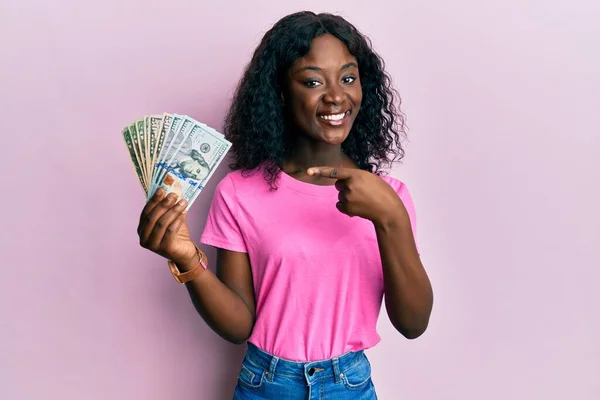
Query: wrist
168,245,208,285
373,209,410,232
173,245,206,273
175,256,199,273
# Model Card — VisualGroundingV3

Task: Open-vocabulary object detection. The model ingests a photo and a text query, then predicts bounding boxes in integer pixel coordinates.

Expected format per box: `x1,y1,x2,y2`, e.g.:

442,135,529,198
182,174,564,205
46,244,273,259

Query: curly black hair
224,11,406,188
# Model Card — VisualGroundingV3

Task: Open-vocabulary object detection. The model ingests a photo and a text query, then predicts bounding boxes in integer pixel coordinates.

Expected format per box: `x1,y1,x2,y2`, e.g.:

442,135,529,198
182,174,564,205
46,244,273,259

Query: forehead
292,34,356,70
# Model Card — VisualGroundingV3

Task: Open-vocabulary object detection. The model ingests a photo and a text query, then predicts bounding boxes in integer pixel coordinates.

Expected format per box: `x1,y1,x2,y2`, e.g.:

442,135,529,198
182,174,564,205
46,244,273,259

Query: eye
342,76,356,84
303,79,322,88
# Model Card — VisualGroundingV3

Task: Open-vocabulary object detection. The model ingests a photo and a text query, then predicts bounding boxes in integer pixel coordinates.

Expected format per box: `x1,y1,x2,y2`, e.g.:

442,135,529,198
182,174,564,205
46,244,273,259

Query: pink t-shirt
200,168,417,362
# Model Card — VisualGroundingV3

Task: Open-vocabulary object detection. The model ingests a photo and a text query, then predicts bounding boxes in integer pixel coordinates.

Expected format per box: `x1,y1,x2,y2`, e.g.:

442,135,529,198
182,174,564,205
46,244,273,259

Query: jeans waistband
244,342,366,380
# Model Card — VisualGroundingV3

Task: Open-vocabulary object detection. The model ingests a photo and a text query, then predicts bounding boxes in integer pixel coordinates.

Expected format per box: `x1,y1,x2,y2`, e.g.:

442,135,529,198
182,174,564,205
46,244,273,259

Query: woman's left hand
307,166,409,227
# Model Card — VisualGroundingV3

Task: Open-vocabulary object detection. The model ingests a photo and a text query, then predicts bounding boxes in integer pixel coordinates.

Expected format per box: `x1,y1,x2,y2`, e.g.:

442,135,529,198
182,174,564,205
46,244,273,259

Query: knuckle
159,195,172,205
164,195,177,204
166,224,177,234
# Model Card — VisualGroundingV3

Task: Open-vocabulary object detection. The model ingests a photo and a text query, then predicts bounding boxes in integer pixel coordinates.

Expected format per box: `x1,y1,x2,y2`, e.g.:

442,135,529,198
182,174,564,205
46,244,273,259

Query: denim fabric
233,343,378,400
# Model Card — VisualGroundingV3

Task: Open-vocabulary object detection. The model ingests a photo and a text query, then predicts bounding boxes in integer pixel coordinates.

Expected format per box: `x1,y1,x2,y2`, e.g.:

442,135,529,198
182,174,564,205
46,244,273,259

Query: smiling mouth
318,110,351,126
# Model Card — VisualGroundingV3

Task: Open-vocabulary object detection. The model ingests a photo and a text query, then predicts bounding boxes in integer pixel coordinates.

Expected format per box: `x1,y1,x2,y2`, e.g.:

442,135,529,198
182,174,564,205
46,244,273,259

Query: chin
310,124,350,145
321,128,351,145
322,135,347,145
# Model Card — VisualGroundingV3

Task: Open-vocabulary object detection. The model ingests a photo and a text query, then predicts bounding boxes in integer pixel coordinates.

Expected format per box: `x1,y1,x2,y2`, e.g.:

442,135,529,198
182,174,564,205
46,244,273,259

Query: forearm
375,215,433,339
177,259,254,344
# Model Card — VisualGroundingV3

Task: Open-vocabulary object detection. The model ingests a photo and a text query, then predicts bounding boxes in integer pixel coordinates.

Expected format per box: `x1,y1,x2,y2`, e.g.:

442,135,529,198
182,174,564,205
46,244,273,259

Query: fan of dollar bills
122,113,231,210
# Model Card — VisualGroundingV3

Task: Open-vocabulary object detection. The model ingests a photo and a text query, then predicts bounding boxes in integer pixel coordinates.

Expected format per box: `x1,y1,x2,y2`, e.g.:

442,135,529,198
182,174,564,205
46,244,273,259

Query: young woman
137,11,433,400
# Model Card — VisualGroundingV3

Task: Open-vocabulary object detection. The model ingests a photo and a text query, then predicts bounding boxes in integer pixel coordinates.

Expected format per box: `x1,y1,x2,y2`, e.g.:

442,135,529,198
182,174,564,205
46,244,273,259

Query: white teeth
319,112,346,121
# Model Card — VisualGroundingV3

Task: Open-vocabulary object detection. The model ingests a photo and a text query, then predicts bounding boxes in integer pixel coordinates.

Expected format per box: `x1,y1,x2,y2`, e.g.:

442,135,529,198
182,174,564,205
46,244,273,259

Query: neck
283,136,355,174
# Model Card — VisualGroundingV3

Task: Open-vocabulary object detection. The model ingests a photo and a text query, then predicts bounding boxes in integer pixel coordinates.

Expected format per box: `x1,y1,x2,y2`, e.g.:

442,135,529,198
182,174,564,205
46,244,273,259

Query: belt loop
332,357,341,383
267,356,279,382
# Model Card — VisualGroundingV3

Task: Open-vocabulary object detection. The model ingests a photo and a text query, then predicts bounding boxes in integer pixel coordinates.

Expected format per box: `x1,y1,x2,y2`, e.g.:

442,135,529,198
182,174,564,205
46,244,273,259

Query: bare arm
375,215,433,339
137,189,255,345
178,248,256,344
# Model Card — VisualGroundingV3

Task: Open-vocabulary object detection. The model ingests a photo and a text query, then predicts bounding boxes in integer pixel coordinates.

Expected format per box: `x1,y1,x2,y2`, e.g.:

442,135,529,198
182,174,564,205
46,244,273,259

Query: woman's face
285,34,362,146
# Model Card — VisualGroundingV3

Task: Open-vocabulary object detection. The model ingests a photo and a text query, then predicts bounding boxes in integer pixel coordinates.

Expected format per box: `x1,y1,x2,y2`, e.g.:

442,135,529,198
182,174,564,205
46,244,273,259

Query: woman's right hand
137,188,197,266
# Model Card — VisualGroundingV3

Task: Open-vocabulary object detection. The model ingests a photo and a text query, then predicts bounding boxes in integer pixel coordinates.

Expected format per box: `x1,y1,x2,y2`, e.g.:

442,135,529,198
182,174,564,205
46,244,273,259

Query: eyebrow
295,62,358,74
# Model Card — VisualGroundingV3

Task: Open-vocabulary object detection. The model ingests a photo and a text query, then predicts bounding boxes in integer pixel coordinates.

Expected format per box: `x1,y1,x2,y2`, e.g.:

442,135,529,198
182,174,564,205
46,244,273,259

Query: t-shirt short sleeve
200,174,247,253
398,183,417,241
383,176,418,250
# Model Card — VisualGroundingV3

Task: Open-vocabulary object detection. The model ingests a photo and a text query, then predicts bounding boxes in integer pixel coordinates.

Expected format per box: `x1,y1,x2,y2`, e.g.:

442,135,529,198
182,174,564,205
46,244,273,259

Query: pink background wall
1,0,598,399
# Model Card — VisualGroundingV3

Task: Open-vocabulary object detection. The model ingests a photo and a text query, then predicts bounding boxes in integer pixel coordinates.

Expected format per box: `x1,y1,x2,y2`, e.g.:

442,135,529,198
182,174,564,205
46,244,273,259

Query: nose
322,82,345,105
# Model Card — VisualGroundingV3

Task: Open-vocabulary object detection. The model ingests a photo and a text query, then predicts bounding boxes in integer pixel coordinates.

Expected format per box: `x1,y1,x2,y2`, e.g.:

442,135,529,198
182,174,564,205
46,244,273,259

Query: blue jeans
233,343,378,400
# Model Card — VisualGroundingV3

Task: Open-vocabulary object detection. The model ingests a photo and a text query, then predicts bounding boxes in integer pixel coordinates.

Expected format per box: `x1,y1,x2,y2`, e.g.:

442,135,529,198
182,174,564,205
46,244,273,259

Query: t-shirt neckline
277,169,338,197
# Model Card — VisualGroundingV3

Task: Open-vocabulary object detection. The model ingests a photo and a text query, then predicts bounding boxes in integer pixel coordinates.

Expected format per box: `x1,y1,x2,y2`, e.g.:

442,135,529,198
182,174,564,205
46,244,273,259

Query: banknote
160,116,196,169
145,113,173,199
136,119,149,183
150,115,196,197
155,113,172,159
149,114,186,196
144,116,150,176
123,113,231,209
122,126,147,193
196,122,224,139
185,128,231,207
155,122,231,209
147,114,162,179
129,123,147,189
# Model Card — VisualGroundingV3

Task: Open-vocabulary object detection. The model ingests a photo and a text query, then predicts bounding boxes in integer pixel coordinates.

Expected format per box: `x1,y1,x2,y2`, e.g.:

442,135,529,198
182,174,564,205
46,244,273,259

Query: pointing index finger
307,166,353,180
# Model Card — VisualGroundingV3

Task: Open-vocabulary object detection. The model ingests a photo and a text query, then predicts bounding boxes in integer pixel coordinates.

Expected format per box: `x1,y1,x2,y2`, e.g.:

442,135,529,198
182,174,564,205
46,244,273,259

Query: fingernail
179,200,188,208
156,188,164,196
